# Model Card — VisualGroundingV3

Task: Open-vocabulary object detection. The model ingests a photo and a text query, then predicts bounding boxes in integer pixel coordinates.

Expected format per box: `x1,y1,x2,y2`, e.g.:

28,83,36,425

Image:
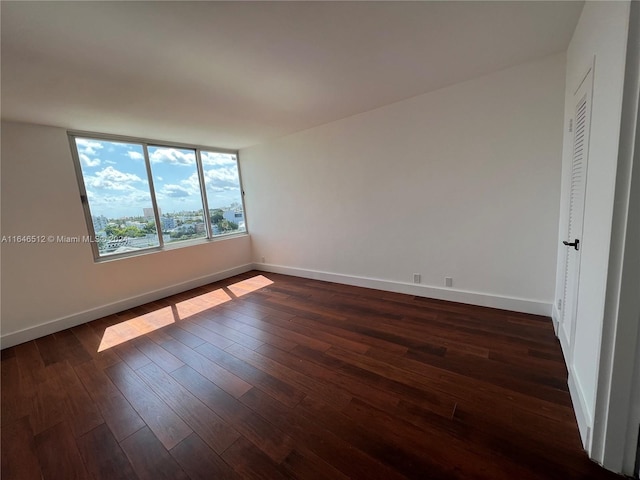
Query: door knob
563,239,580,251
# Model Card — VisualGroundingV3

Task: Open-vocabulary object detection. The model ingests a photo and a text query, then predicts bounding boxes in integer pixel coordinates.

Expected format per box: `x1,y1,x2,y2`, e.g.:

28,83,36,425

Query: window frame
68,130,248,262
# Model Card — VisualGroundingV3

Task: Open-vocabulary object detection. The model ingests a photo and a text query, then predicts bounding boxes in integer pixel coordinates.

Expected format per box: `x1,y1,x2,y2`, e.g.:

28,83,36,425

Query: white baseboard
0,263,254,349
558,319,592,452
1,262,554,349
568,365,593,451
254,263,553,316
558,321,573,369
552,304,560,336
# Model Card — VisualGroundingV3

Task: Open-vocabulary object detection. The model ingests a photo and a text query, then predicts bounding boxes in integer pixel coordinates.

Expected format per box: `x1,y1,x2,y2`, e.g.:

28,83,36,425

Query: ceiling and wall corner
240,52,566,316
1,1,583,149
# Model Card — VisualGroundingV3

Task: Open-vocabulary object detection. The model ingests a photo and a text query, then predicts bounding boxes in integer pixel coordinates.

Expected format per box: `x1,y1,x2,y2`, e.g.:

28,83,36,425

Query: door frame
591,3,640,472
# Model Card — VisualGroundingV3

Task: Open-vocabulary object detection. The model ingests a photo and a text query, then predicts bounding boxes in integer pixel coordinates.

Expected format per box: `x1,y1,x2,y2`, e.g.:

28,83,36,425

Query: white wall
241,53,566,314
0,121,253,348
594,1,640,472
552,1,631,453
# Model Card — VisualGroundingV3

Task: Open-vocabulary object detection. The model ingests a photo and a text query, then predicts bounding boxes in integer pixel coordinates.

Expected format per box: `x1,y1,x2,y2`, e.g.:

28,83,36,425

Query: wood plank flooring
1,271,623,479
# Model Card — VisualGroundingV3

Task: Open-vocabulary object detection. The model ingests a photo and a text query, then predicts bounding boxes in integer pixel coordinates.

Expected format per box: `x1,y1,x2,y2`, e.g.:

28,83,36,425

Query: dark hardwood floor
1,271,623,479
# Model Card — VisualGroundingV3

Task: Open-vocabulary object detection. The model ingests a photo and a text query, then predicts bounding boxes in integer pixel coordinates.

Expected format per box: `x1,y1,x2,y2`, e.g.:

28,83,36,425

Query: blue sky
76,138,243,219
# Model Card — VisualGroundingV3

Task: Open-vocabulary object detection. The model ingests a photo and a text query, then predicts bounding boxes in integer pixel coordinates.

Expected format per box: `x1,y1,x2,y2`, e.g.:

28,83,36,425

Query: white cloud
87,190,150,205
156,176,163,181
127,151,144,160
76,138,104,156
201,152,237,167
86,189,153,218
80,153,101,167
149,148,195,166
84,166,145,191
180,172,201,194
204,167,239,190
179,169,240,195
84,166,154,218
162,184,191,198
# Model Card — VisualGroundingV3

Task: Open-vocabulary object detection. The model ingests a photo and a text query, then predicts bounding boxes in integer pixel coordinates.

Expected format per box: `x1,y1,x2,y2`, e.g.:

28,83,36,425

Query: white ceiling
1,1,583,149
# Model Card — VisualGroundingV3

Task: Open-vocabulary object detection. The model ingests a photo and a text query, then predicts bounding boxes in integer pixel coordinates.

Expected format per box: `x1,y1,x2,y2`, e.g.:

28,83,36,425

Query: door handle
563,239,580,251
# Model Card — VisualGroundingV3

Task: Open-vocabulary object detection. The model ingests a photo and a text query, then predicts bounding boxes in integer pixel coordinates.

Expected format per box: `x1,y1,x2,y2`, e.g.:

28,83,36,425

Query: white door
560,68,593,355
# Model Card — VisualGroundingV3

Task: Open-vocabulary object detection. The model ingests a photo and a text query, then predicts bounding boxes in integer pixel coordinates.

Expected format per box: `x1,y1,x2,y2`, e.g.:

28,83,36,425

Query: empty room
1,1,639,479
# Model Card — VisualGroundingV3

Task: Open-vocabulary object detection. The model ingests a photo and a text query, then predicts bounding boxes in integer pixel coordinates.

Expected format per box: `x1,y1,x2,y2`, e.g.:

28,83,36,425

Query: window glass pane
147,146,207,244
201,151,246,235
75,138,160,256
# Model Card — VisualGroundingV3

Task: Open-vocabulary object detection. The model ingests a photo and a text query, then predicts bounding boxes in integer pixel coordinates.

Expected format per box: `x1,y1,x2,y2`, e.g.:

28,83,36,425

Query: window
70,133,246,259
147,146,207,245
201,151,246,235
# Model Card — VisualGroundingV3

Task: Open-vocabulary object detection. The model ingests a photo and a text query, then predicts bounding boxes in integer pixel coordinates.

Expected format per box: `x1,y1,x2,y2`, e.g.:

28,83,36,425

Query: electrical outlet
445,277,453,287
413,273,421,284
557,299,562,310
261,256,265,263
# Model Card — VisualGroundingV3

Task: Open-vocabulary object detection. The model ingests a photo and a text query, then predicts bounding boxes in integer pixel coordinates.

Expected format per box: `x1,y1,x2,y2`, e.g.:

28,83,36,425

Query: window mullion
236,152,248,234
196,149,213,239
143,144,164,247
68,134,102,259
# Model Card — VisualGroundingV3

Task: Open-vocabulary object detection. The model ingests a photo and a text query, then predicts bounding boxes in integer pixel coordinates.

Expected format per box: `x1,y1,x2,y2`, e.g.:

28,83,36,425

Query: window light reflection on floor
226,274,274,297
97,275,274,352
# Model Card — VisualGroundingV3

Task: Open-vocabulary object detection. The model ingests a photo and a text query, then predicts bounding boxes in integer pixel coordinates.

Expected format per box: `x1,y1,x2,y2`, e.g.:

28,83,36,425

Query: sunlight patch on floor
97,275,273,351
227,274,274,297
98,306,175,352
174,288,233,319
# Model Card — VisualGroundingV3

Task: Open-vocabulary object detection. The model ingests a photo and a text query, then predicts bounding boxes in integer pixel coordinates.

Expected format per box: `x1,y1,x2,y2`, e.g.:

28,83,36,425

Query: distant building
143,207,160,219
173,224,195,234
223,208,244,225
91,215,108,231
128,235,158,249
161,216,176,230
125,221,145,229
175,214,200,222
